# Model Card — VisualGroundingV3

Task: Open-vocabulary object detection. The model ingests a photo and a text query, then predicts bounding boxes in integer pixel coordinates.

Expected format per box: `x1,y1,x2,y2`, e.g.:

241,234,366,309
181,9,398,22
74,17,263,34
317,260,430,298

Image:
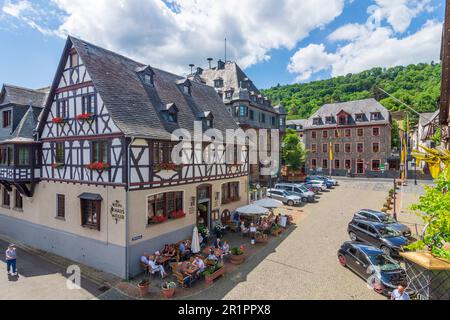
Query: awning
78,193,103,201
236,204,270,216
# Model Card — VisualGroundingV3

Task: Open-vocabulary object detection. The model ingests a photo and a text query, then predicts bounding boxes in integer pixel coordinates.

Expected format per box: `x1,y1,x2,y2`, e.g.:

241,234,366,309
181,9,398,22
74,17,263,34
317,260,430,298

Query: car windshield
380,215,397,224
377,226,402,238
367,254,401,271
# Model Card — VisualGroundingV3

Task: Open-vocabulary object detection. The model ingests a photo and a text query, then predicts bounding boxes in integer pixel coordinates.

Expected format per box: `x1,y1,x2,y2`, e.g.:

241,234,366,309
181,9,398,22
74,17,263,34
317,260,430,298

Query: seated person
221,241,230,255
179,241,191,260
140,253,150,267
192,256,206,276
207,249,219,262
185,240,192,251
214,237,223,249
240,222,249,234
162,245,170,256
148,255,167,278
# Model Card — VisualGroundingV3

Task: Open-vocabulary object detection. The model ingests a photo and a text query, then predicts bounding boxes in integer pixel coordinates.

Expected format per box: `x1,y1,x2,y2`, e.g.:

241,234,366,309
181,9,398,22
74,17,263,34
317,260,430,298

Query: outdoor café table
202,246,223,257
157,256,171,266
182,262,200,277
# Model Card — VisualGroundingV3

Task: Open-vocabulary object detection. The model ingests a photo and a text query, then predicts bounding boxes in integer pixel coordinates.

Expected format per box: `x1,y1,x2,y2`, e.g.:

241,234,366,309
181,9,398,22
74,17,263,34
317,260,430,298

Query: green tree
391,121,401,150
408,169,450,260
282,129,307,170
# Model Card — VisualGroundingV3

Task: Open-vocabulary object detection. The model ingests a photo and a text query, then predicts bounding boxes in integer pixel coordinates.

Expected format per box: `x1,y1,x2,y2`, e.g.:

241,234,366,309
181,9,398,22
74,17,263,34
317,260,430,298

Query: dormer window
198,111,214,129
214,79,224,88
325,116,334,124
162,103,178,123
225,90,233,99
355,113,364,122
313,118,321,125
136,65,155,87
177,79,192,96
371,112,381,121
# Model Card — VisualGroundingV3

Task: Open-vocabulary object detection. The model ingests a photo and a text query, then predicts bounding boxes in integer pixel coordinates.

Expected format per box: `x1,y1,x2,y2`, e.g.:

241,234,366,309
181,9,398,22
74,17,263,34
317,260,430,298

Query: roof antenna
189,64,195,75
224,38,227,63
207,58,213,69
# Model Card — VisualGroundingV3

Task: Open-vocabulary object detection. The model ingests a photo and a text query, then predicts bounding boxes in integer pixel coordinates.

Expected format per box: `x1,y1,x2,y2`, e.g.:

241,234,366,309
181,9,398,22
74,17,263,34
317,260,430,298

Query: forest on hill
262,62,441,122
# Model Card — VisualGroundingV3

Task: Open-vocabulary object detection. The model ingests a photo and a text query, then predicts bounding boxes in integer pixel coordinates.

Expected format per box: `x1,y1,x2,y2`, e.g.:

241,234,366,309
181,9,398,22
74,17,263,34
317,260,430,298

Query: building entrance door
197,185,212,231
356,160,365,174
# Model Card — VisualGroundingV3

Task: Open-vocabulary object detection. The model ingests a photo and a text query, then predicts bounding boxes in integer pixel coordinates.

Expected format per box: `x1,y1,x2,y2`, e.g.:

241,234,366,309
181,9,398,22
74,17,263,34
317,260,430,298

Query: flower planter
205,267,225,285
138,280,150,297
162,287,175,299
230,254,245,265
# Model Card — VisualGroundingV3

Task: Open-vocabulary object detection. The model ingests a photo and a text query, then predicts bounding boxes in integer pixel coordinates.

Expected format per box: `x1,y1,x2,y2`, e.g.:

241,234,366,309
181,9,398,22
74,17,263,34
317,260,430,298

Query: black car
337,242,411,296
353,209,412,238
348,219,410,256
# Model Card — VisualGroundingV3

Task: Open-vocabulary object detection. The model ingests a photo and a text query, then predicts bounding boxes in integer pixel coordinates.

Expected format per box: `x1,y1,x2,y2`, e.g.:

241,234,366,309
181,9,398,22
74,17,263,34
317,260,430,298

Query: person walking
391,285,411,300
6,244,17,276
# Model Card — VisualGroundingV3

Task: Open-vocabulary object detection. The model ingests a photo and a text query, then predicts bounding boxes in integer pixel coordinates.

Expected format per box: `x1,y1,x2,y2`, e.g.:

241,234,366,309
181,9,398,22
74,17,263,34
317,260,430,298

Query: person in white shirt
193,256,206,276
148,255,166,278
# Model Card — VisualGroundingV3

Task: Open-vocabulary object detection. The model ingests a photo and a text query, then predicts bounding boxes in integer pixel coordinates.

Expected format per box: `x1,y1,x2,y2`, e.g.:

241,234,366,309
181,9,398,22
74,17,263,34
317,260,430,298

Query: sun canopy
236,204,270,216
254,198,283,209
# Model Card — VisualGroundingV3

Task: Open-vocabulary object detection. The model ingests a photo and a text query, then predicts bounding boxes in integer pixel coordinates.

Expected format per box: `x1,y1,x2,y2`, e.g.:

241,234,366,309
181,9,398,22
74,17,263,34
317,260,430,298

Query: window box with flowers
169,210,186,220
51,117,67,125
51,163,65,169
85,162,111,172
154,163,184,171
76,113,96,122
148,215,168,225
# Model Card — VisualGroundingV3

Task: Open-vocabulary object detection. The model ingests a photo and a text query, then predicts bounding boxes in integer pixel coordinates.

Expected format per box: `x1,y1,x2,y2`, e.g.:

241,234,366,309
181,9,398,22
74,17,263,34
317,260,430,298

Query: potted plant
161,281,176,298
230,246,245,265
85,162,111,172
203,263,225,285
51,117,66,125
138,279,150,297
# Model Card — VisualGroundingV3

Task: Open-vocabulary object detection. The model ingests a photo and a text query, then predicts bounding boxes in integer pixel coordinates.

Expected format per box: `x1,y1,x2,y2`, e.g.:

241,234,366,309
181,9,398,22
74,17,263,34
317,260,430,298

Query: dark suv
347,219,410,256
353,209,412,238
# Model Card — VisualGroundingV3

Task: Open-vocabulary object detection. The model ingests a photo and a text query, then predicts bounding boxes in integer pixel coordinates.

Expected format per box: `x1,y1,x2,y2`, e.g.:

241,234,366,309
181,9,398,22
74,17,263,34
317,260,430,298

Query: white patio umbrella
254,198,283,209
191,226,201,254
236,204,270,216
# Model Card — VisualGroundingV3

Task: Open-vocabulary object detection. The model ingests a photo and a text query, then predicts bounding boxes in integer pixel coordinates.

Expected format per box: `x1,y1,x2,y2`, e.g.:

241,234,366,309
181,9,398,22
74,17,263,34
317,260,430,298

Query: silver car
267,189,301,206
274,183,316,203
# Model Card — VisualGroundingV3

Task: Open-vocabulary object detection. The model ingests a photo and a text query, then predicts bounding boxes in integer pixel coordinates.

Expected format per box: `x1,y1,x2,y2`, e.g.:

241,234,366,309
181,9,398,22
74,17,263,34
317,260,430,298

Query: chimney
189,64,195,74
196,67,203,75
217,59,225,70
207,58,213,69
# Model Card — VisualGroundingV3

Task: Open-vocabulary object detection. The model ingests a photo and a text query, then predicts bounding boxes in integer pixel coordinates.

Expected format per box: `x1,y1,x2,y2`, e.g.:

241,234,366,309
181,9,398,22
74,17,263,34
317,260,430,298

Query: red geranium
169,210,186,219
52,117,65,124
85,162,111,171
151,215,168,224
76,113,94,121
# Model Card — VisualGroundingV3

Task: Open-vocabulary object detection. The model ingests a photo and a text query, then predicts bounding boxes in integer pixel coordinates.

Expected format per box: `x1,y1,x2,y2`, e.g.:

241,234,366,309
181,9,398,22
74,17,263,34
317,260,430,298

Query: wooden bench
173,269,193,288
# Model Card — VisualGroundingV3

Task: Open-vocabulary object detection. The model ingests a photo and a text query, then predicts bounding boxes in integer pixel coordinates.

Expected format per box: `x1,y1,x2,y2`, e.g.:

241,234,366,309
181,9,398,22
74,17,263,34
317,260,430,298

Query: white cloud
367,0,434,33
288,44,338,82
288,0,441,82
288,20,442,82
1,0,345,75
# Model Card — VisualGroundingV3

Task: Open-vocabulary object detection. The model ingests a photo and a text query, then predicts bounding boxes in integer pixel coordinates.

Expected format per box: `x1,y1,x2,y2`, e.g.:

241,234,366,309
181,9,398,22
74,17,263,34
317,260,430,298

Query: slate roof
0,84,48,108
0,106,41,143
304,98,390,129
42,36,240,140
287,119,307,129
198,61,278,114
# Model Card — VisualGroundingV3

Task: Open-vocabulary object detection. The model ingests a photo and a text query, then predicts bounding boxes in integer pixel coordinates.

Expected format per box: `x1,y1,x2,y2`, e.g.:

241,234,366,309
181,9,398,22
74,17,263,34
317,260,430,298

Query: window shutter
96,201,101,231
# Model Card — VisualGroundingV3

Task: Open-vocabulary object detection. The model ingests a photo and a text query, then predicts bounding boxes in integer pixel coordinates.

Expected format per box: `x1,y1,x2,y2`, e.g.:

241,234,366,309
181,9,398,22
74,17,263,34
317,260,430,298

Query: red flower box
76,113,94,121
150,215,168,224
169,210,186,219
155,163,183,171
85,162,111,171
52,117,65,124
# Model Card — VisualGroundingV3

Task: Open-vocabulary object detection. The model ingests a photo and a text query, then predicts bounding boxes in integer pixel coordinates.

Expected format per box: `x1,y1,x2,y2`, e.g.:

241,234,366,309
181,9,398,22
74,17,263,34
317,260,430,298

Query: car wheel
349,232,357,241
338,254,347,267
381,246,392,256
287,200,294,206
371,278,384,294
302,197,307,203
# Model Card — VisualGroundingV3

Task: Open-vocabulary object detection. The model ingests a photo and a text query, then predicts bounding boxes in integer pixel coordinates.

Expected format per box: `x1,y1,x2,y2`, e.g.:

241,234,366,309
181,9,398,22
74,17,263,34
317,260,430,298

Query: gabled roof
1,84,49,108
40,36,239,140
198,61,278,114
0,106,41,143
305,99,390,129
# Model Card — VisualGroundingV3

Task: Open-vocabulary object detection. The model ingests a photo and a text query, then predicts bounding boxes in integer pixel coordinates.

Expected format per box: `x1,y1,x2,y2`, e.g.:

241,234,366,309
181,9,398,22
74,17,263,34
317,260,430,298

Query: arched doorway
221,209,231,224
197,184,212,230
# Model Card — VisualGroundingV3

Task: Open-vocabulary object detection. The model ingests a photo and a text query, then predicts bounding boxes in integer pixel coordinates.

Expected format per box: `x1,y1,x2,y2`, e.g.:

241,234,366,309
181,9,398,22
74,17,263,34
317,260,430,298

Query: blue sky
0,0,445,90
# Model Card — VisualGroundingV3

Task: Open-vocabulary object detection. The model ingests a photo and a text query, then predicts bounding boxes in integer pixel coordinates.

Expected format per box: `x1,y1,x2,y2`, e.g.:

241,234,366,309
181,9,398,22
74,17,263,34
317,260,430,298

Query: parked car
347,219,410,256
306,176,333,189
337,242,411,296
353,209,412,238
303,180,327,192
274,183,316,203
310,175,338,187
267,189,301,206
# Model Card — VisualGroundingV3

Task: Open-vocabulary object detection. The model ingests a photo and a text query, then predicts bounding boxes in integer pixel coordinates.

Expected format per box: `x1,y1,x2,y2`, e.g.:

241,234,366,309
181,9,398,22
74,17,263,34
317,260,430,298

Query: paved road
0,239,105,300
189,180,395,300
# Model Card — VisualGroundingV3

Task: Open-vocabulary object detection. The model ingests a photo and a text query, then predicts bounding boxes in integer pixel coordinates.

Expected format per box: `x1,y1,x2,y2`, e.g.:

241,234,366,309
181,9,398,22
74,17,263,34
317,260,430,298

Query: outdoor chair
173,270,193,288
140,262,150,275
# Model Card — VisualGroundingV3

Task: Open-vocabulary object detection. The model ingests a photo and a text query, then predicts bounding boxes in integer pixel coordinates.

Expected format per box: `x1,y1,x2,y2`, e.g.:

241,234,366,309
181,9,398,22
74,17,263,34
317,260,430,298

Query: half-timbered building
0,37,249,278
